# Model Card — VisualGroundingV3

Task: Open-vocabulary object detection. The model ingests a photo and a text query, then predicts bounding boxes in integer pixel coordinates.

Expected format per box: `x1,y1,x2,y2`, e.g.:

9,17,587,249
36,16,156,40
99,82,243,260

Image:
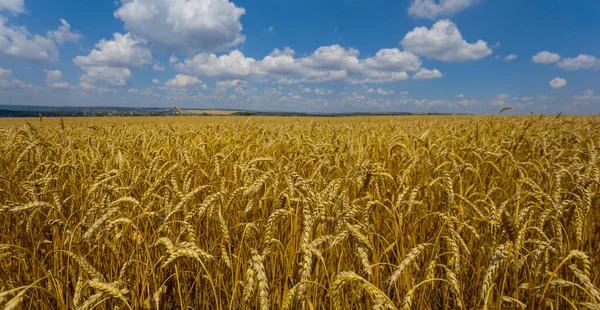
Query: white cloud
574,89,600,101
549,77,567,89
303,69,348,82
259,48,303,75
492,41,501,48
459,99,478,106
413,68,443,79
0,66,31,89
216,79,248,88
314,88,333,95
300,87,312,93
376,88,394,96
175,45,414,85
267,26,274,33
114,0,246,53
457,94,464,98
362,48,421,72
532,51,561,64
47,19,81,44
165,74,201,88
504,54,518,61
0,0,24,14
0,16,55,61
45,70,62,83
73,33,152,69
302,44,361,71
401,19,491,62
175,50,258,78
43,69,71,88
557,55,600,70
277,78,300,85
50,82,69,89
78,82,116,93
491,94,509,106
141,87,159,97
0,15,80,62
408,0,478,19
128,88,139,93
153,63,165,71
0,78,32,89
351,71,409,84
80,66,132,87
0,67,11,79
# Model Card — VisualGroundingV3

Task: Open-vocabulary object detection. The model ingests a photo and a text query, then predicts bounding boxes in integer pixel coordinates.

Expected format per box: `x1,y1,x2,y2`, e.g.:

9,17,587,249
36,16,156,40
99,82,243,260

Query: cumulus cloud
532,51,561,64
175,50,258,78
128,88,139,93
73,33,152,69
80,66,132,87
302,45,361,71
459,99,478,106
0,66,32,89
557,55,600,70
216,79,248,88
114,0,246,53
350,71,409,84
259,47,303,75
44,69,71,88
549,77,566,89
0,67,11,79
574,89,600,101
1,16,61,61
299,86,312,93
47,19,81,44
165,74,201,88
376,88,394,96
314,88,333,95
153,63,165,71
408,0,478,19
174,45,424,84
362,48,421,72
0,6,81,61
413,68,443,79
504,54,518,61
0,0,25,14
50,82,69,89
490,94,509,106
401,19,491,62
45,70,62,83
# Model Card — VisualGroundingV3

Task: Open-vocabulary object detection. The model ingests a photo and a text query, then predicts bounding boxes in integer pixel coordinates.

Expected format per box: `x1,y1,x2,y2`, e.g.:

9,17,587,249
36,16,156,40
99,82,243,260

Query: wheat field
0,116,599,309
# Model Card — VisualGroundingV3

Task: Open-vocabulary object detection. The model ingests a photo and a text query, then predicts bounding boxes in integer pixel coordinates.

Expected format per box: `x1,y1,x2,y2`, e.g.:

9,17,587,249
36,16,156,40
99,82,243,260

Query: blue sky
1,0,599,114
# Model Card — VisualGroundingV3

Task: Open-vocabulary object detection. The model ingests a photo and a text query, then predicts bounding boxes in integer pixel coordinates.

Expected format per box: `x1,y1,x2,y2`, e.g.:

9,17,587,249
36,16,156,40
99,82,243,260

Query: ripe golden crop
0,116,599,309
